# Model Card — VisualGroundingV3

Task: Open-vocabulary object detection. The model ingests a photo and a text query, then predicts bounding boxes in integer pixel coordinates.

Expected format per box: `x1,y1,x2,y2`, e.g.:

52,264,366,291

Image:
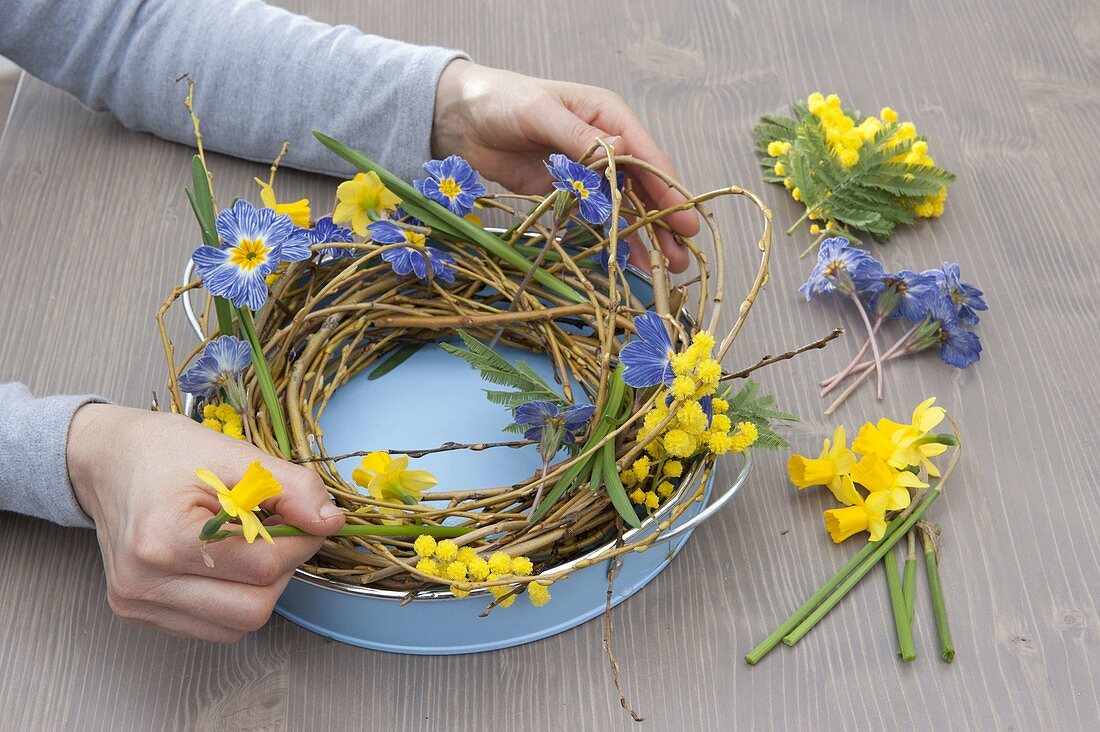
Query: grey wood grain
1,0,1098,729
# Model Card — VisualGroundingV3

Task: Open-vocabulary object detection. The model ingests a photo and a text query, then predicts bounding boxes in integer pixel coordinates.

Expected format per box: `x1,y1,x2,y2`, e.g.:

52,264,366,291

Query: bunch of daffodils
747,398,960,667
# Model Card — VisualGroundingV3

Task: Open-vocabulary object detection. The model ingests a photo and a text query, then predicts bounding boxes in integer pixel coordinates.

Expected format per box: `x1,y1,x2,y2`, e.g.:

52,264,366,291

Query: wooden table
2,1,1097,729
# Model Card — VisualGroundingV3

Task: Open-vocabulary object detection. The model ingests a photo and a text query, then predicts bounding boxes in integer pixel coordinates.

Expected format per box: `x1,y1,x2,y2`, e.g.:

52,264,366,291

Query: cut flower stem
205,522,471,543
920,521,955,662
884,545,916,661
903,530,918,622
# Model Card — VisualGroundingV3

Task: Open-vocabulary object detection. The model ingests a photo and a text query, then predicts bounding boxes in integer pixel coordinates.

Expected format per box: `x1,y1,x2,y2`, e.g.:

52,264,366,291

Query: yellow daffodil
195,461,282,544
254,178,311,227
849,454,926,511
853,397,948,476
787,425,856,502
333,172,401,235
351,452,437,508
823,486,890,543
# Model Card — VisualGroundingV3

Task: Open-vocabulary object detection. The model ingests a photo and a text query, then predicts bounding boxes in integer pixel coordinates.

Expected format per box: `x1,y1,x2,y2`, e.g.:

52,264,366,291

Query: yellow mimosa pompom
671,375,697,401
896,122,917,139
644,491,660,510
670,351,696,378
766,140,789,156
838,149,860,168
620,469,638,488
694,359,722,386
630,488,647,505
445,561,468,582
488,551,513,575
203,404,217,419
415,558,439,576
663,429,697,458
730,421,759,452
825,94,841,108
691,331,716,353
708,432,734,455
631,456,651,482
774,162,786,176
657,481,675,498
663,460,683,478
527,581,552,607
711,397,729,414
642,403,668,433
201,418,222,431
676,401,709,436
783,179,794,190
911,140,929,155
451,587,470,598
810,224,821,235
467,557,491,581
880,106,898,122
510,556,534,576
414,534,437,558
456,546,479,565
710,413,732,434
434,539,459,562
791,187,802,202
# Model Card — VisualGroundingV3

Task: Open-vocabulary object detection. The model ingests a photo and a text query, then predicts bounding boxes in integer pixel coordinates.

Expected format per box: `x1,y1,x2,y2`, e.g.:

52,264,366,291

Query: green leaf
601,442,641,528
313,132,584,303
724,380,797,450
237,308,292,458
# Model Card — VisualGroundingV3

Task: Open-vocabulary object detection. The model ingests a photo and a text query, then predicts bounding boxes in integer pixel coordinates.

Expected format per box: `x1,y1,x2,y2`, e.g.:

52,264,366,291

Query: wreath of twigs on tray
156,123,803,614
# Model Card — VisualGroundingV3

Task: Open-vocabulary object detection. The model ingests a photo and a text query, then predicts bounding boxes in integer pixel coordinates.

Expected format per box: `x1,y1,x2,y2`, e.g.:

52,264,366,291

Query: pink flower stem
823,325,918,415
847,292,885,400
820,313,885,394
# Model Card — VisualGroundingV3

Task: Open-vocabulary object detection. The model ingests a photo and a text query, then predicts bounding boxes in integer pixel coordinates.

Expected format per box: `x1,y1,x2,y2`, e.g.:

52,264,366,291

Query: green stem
922,525,954,662
236,307,292,459
745,513,910,665
884,545,916,661
206,523,471,542
782,485,945,647
903,530,917,623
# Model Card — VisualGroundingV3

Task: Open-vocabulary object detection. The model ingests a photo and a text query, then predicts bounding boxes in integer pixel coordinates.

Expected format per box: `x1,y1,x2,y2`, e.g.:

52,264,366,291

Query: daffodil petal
400,470,437,492
194,469,230,495
238,510,262,543
361,451,391,474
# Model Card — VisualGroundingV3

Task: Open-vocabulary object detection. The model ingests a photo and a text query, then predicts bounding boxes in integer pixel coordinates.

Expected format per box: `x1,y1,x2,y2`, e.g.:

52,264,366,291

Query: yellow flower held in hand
195,460,282,544
254,178,311,227
787,425,856,503
333,172,401,235
351,452,437,508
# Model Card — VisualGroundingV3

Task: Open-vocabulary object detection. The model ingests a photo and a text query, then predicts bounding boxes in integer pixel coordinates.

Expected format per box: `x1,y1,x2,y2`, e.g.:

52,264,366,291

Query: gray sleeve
0,0,468,182
0,383,107,528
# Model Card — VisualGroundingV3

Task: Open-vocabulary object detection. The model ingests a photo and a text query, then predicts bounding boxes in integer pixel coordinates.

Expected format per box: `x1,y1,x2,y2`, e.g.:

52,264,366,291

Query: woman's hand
431,60,700,273
67,404,344,642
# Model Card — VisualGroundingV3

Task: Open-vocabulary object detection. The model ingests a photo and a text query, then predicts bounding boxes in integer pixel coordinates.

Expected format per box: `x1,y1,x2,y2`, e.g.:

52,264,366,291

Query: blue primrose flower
620,311,675,388
191,200,311,310
872,269,941,322
413,155,486,217
925,295,982,368
933,262,988,326
546,153,613,225
177,335,252,407
306,216,356,259
800,237,886,301
368,219,456,283
514,400,597,445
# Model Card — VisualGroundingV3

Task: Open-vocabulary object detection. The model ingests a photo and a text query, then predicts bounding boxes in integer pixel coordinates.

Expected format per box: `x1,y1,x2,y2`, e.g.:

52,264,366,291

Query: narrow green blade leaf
602,443,641,528
312,132,584,303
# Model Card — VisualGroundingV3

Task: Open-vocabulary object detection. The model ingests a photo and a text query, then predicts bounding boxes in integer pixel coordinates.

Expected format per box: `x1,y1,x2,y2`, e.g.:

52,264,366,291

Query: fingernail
319,502,343,520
